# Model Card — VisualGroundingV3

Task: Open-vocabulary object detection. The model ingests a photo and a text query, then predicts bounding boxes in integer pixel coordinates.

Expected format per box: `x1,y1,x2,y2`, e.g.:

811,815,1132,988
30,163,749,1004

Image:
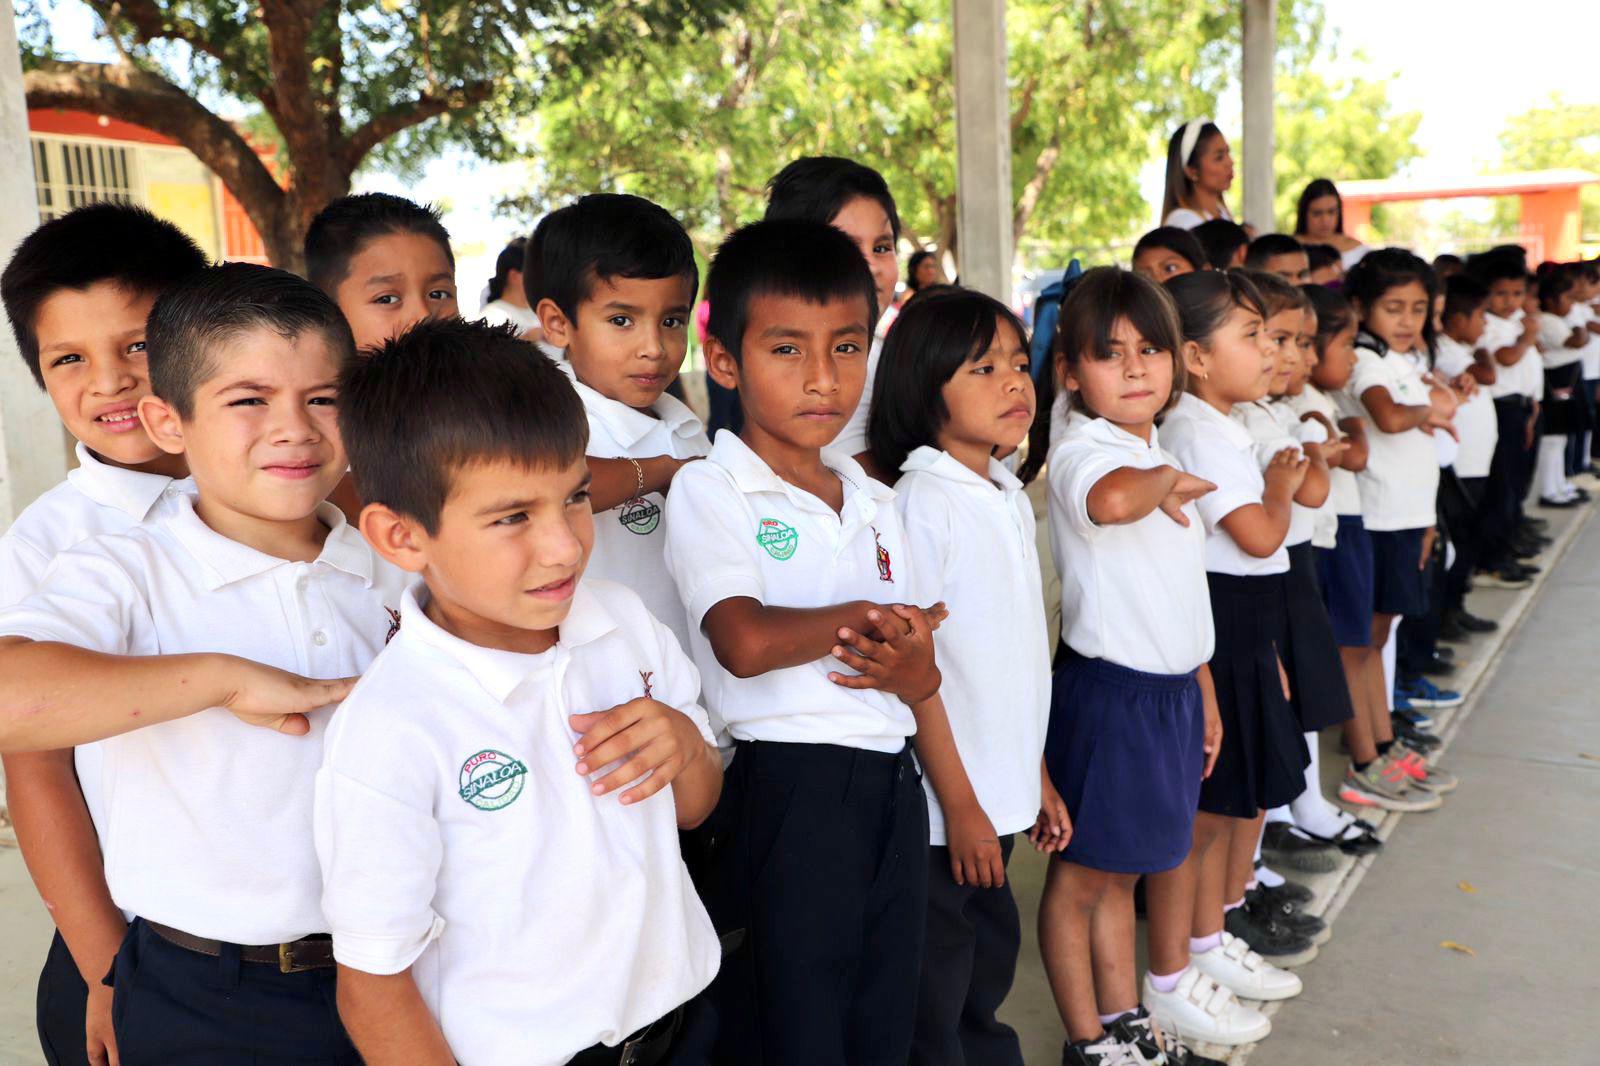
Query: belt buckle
617,1038,642,1066
278,941,306,974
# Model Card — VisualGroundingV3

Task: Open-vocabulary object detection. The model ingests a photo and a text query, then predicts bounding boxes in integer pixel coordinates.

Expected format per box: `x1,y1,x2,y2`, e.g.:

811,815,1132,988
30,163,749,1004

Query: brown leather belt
144,920,336,974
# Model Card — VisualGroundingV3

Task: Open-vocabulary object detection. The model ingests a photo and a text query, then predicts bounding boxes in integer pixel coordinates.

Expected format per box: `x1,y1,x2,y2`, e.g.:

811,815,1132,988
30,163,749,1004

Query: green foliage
1495,94,1600,238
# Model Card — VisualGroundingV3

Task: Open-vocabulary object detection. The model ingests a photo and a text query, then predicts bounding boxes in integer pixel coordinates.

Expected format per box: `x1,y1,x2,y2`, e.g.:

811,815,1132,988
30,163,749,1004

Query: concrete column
952,0,1012,303
1240,0,1276,232
0,7,61,530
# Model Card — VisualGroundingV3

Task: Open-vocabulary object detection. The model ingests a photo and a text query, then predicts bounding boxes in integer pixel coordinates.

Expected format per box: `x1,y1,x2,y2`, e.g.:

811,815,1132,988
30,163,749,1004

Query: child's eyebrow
216,381,275,393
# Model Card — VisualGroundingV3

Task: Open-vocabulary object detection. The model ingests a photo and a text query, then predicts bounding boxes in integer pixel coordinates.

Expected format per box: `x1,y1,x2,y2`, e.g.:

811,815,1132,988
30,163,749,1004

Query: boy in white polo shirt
663,220,946,1066
319,318,722,1066
526,194,711,651
0,263,404,1064
0,202,207,1066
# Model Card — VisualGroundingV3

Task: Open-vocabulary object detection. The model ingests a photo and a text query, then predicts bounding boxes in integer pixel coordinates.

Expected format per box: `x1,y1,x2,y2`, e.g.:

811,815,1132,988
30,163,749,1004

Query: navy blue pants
911,836,1024,1066
107,918,360,1066
706,741,928,1066
37,930,89,1066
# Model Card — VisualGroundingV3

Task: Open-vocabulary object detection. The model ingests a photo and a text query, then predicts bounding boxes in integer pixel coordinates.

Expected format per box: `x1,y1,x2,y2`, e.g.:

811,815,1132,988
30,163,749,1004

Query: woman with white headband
1162,119,1236,230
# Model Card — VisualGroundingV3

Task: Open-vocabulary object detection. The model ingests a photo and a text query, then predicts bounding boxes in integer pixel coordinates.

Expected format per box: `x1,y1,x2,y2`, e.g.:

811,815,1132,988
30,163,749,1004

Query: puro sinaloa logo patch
619,498,661,535
458,749,528,811
756,517,798,560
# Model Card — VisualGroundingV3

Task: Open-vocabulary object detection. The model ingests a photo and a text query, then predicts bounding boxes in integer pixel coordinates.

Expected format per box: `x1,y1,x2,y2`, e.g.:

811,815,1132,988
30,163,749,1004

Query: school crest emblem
872,527,894,583
619,498,661,535
756,517,799,560
458,749,528,811
384,606,402,644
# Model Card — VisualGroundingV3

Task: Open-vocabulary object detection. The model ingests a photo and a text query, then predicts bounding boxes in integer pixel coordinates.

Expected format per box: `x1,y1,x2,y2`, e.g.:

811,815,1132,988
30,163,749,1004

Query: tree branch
1013,135,1063,244
341,82,496,172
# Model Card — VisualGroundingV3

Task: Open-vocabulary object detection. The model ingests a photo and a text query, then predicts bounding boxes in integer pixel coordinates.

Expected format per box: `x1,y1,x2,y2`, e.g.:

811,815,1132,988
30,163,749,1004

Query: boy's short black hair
1192,218,1250,270
1537,262,1576,309
522,194,698,320
1467,246,1529,287
1,203,208,388
1304,243,1341,272
765,156,901,240
1132,227,1207,272
146,263,355,419
1244,233,1306,270
1442,273,1490,323
303,193,454,295
339,318,587,534
705,220,878,364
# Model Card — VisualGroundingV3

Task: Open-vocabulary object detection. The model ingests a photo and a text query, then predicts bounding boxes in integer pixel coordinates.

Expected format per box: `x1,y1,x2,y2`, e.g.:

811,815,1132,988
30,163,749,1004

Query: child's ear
704,335,741,392
536,298,574,349
358,503,430,574
137,395,186,456
1181,340,1207,379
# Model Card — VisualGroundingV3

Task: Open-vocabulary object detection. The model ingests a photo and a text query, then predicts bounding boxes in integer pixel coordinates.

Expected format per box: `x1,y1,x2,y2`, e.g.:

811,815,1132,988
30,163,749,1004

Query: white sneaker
1143,967,1270,1047
1191,931,1303,1001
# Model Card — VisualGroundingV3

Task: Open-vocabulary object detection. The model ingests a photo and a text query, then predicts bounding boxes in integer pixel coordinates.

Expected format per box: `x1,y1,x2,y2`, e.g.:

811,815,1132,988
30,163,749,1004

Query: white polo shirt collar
65,442,183,521
898,444,1024,495
165,496,374,592
710,429,892,517
561,365,706,450
1174,392,1253,449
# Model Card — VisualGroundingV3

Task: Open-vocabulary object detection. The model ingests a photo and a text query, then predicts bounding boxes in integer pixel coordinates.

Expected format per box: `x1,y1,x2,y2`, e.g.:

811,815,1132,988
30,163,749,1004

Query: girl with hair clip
479,236,542,338
1154,271,1312,1045
1293,178,1369,270
1161,120,1235,230
1039,267,1230,1065
866,287,1064,1066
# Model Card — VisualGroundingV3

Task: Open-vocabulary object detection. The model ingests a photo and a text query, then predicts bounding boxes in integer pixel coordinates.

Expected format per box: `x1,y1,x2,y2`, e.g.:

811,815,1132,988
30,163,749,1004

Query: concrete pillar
0,7,61,530
1240,0,1276,232
952,0,1012,303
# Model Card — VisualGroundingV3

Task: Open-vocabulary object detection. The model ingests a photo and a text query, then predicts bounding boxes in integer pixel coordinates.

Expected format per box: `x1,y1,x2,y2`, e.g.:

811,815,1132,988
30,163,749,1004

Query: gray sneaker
1337,755,1442,812
1392,746,1459,793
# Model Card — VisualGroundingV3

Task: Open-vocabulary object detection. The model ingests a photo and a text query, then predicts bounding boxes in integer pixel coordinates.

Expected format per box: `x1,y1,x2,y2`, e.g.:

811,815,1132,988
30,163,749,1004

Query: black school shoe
1447,608,1498,634
1061,1033,1140,1066
1252,873,1314,909
1389,716,1442,752
1223,905,1318,967
1109,1007,1227,1066
1297,819,1383,856
1245,885,1329,945
1421,653,1457,678
1261,822,1340,873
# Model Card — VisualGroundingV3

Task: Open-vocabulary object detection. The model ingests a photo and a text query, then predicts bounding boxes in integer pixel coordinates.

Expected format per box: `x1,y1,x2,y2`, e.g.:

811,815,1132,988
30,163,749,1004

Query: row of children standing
0,138,1589,1066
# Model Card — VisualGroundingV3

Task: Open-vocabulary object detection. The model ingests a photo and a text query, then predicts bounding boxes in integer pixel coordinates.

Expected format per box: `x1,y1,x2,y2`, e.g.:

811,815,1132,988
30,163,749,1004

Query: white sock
1147,966,1186,994
1255,863,1286,888
1289,732,1354,837
1190,932,1223,954
1382,617,1399,712
1265,805,1293,825
1223,895,1245,913
1538,435,1570,499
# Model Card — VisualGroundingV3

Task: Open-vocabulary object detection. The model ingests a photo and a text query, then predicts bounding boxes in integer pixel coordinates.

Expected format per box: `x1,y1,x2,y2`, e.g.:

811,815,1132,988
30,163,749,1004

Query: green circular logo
756,517,799,560
458,749,528,811
619,499,661,535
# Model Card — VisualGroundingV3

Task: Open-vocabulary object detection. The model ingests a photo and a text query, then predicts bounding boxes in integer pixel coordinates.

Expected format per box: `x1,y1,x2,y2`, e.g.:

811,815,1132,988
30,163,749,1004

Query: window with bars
30,136,140,220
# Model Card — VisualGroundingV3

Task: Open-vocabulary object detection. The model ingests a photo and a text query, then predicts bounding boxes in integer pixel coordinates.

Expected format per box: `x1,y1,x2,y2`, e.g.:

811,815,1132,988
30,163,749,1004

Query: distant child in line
1245,235,1311,285
1192,219,1250,272
1132,227,1207,285
480,236,542,339
0,203,207,1066
320,318,722,1066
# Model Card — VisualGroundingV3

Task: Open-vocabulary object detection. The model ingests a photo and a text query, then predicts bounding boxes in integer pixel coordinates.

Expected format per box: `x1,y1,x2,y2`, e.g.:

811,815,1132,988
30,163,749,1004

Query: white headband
1180,117,1211,165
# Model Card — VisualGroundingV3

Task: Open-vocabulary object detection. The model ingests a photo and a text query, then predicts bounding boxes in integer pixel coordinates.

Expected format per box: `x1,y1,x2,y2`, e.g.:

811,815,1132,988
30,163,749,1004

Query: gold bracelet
627,456,645,502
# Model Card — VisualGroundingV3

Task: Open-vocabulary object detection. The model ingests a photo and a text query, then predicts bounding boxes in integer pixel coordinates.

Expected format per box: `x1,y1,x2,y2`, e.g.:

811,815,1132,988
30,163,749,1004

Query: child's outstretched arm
825,604,943,706
1295,445,1331,509
588,455,694,512
701,598,944,681
3,751,124,1062
336,966,455,1066
1086,466,1215,528
1359,385,1431,434
569,699,723,827
0,638,354,752
1216,448,1307,558
1337,417,1370,472
906,691,1005,888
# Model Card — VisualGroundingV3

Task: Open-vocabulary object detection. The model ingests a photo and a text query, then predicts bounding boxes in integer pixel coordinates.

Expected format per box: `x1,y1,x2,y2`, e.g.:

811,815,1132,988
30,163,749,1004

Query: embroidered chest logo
872,526,894,583
618,498,661,536
384,606,402,645
640,670,655,699
458,750,528,811
756,517,799,561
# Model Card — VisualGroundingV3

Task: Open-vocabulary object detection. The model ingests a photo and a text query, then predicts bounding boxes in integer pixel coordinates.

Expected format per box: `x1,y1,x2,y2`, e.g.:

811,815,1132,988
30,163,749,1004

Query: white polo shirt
0,496,407,945
1341,343,1440,532
0,444,194,841
1541,311,1583,370
1048,391,1093,455
827,335,885,458
564,368,711,652
662,431,917,754
1285,387,1357,545
1483,312,1541,400
1047,418,1214,675
1433,335,1499,478
1571,303,1600,378
1160,393,1288,576
1232,400,1315,548
894,447,1048,845
316,580,719,1066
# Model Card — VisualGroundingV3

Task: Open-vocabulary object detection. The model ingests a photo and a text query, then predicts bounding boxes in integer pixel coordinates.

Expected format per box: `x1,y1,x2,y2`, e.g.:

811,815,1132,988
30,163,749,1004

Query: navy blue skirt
1200,572,1310,818
1044,651,1204,874
1282,543,1355,731
1315,516,1375,648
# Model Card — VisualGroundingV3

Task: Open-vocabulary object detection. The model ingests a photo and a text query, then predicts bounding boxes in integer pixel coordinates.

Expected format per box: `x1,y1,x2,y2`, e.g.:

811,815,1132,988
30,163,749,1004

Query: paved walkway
1,502,1595,1064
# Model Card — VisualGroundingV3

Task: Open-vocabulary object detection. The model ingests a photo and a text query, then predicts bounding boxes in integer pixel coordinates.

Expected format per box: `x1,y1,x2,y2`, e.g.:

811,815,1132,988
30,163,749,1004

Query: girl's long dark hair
867,286,1035,482
1343,248,1437,355
486,237,527,303
1295,178,1344,237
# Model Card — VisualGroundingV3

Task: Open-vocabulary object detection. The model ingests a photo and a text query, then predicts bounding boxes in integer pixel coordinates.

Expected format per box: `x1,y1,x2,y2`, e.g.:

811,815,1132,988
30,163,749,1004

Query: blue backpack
1028,260,1084,391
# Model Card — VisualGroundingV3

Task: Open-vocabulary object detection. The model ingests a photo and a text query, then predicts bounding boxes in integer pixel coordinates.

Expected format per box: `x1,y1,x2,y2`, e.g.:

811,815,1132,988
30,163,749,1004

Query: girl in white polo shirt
1535,264,1591,507
1159,271,1313,1030
864,287,1060,1066
1037,268,1236,1064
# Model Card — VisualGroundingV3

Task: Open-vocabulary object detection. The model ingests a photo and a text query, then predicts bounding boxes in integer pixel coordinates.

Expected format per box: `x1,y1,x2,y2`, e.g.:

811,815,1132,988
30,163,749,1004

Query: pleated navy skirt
1282,543,1355,731
1044,649,1204,874
1199,572,1310,818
